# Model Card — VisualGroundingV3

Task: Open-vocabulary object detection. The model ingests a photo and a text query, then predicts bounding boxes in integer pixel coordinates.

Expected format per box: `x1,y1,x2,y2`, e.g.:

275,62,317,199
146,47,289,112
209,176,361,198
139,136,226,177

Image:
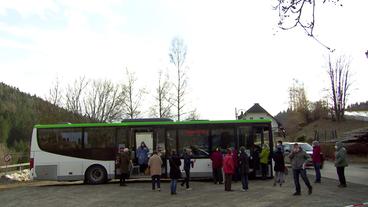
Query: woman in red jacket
312,141,322,183
223,148,235,191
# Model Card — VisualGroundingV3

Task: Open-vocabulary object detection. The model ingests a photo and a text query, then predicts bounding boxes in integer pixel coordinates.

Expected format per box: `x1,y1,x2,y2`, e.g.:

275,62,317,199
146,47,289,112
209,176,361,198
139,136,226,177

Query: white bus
30,119,274,184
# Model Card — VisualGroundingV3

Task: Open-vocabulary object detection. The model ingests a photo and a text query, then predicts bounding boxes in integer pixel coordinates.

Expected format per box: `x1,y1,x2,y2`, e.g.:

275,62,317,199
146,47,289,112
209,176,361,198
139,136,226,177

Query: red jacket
210,151,223,169
312,145,321,163
223,154,235,174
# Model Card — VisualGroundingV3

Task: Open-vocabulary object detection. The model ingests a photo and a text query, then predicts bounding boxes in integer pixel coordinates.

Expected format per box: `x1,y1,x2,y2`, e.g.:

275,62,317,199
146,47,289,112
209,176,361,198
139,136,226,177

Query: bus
30,119,274,184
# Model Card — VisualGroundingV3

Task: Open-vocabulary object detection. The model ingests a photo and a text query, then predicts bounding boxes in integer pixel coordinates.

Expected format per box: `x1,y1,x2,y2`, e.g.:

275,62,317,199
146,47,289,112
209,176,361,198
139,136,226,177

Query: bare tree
150,70,173,118
327,55,351,121
288,79,311,122
274,0,342,52
84,79,125,122
169,37,188,121
122,68,145,119
65,76,89,114
185,109,200,121
47,76,63,107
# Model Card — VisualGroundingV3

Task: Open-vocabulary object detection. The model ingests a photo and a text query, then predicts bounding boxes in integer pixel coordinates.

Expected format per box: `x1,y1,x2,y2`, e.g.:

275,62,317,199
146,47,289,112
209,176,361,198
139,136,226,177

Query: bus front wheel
85,165,107,184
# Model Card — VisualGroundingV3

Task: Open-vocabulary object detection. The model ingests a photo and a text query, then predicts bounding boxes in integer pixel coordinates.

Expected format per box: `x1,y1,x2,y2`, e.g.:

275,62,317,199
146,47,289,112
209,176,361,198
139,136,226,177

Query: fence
0,163,30,174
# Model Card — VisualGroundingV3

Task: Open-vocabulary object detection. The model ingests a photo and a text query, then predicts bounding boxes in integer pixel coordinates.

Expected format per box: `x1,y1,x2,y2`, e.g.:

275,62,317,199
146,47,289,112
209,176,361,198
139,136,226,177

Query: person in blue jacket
137,141,149,174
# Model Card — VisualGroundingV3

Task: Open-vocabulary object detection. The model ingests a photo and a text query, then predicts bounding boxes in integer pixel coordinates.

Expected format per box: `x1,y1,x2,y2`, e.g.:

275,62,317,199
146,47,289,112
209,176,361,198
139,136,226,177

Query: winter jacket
335,142,348,167
183,153,193,172
260,147,270,164
210,151,223,169
137,146,149,165
223,154,235,174
119,152,131,174
289,148,310,170
273,150,285,172
148,154,163,176
238,152,249,175
312,145,322,164
169,154,182,179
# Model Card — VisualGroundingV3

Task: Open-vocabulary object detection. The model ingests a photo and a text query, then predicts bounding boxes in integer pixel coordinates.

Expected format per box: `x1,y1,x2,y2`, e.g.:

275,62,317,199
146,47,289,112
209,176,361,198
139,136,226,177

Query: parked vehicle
283,142,324,169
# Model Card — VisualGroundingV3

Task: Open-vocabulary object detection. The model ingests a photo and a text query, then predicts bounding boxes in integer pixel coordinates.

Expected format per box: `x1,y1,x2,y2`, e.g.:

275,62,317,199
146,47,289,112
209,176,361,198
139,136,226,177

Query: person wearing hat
335,141,348,187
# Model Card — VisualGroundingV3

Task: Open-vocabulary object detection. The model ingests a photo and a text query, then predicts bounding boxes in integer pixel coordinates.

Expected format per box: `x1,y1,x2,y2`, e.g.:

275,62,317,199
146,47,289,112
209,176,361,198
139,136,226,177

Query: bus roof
34,119,272,129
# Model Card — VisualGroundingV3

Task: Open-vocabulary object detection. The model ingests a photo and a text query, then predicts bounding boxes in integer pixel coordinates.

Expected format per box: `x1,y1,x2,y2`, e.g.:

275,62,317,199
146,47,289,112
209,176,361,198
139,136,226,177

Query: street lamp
235,108,246,120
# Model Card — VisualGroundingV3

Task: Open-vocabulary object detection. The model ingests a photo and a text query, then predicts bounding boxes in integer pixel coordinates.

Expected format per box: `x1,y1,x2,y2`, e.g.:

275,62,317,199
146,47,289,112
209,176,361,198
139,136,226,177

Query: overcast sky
1,0,367,120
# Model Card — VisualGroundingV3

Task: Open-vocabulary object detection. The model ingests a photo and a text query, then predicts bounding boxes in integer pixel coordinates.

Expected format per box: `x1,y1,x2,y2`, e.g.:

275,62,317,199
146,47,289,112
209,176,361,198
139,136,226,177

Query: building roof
245,103,269,114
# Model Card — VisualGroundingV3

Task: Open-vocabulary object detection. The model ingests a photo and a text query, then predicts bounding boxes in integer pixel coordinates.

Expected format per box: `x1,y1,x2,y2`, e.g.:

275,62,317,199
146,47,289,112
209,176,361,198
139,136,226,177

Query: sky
0,0,368,120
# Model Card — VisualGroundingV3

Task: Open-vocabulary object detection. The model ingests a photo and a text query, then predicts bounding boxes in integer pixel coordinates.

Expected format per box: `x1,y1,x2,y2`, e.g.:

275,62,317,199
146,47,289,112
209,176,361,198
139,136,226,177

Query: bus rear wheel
85,165,107,184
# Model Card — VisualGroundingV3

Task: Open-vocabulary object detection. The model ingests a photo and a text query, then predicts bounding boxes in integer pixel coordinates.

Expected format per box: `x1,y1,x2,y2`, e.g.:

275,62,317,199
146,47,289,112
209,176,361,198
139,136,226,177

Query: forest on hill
0,82,94,160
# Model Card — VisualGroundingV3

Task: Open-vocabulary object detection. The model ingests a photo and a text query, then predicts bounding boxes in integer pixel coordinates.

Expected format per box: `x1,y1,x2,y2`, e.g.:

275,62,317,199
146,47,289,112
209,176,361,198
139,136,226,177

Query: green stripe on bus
34,119,272,129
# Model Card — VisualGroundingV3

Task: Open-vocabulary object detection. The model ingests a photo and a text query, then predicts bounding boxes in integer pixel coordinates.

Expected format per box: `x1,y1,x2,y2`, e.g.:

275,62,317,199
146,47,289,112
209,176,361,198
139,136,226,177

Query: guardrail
0,163,30,173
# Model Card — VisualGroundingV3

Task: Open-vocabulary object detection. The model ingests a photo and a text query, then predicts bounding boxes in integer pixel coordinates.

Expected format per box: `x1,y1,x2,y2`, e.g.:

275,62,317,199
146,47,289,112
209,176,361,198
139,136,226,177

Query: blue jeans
293,169,312,193
314,163,321,182
152,175,160,189
170,179,177,193
241,174,248,190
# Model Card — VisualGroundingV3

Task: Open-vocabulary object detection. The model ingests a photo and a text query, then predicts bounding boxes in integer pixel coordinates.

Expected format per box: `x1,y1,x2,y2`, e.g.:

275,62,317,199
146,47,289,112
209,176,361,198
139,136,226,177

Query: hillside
0,82,94,164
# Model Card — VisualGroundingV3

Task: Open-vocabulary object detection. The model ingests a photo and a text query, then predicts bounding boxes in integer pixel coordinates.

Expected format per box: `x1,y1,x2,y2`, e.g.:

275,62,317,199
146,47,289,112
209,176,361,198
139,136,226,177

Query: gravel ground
0,174,367,207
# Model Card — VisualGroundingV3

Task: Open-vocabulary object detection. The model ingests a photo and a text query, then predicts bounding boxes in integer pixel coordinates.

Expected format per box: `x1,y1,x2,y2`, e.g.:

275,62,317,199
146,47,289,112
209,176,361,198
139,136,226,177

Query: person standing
223,148,235,191
137,142,149,174
169,150,181,195
238,146,249,191
260,144,270,180
181,148,194,190
335,141,348,188
119,148,131,186
273,145,285,186
289,143,312,196
148,151,163,191
312,141,322,183
210,147,223,184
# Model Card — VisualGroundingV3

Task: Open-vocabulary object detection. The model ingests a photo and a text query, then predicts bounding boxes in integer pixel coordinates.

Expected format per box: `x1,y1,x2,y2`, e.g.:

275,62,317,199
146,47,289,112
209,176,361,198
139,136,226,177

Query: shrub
296,135,306,142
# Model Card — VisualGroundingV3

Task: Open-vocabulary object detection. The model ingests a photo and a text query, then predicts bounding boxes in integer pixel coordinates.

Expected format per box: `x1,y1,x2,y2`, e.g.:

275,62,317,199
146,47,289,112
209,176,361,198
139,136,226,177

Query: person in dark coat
232,147,240,181
210,147,224,184
119,148,131,186
273,145,285,186
238,146,249,191
335,141,348,187
181,148,194,190
169,150,181,195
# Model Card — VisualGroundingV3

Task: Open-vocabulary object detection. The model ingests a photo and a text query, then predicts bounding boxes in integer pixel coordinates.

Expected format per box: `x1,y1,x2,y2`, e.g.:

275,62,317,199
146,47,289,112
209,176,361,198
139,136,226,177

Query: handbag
144,167,150,175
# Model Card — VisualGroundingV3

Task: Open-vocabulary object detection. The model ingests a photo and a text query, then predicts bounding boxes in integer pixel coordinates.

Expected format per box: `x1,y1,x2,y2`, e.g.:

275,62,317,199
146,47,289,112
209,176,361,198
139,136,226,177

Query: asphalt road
0,173,367,207
307,161,368,185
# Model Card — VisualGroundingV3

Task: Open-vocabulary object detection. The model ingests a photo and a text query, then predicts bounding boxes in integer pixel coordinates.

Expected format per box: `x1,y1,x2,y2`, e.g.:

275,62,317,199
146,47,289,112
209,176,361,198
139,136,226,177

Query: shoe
338,184,347,188
314,180,321,183
186,188,192,191
293,192,301,196
308,187,313,195
120,183,127,186
273,183,276,187
242,189,247,192
280,183,282,187
181,183,184,187
171,192,177,195
219,182,224,184
157,188,161,191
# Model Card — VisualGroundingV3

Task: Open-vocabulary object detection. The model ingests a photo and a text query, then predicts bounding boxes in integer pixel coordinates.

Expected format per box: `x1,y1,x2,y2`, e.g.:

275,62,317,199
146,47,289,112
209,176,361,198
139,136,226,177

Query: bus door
252,126,273,178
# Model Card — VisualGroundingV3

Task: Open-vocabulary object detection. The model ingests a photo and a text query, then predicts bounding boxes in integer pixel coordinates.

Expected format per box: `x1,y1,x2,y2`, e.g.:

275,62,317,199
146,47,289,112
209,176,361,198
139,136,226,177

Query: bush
296,135,306,142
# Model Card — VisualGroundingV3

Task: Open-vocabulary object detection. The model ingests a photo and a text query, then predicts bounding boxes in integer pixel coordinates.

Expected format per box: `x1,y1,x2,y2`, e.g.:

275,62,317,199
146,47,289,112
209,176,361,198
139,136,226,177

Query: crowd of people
117,140,349,196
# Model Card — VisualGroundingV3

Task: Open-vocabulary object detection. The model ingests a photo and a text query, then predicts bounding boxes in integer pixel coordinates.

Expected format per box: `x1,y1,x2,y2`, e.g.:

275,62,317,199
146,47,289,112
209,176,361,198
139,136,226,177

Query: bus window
238,126,252,149
166,129,177,154
178,129,209,158
211,128,235,152
38,128,83,156
83,127,115,160
117,128,129,151
155,129,166,157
